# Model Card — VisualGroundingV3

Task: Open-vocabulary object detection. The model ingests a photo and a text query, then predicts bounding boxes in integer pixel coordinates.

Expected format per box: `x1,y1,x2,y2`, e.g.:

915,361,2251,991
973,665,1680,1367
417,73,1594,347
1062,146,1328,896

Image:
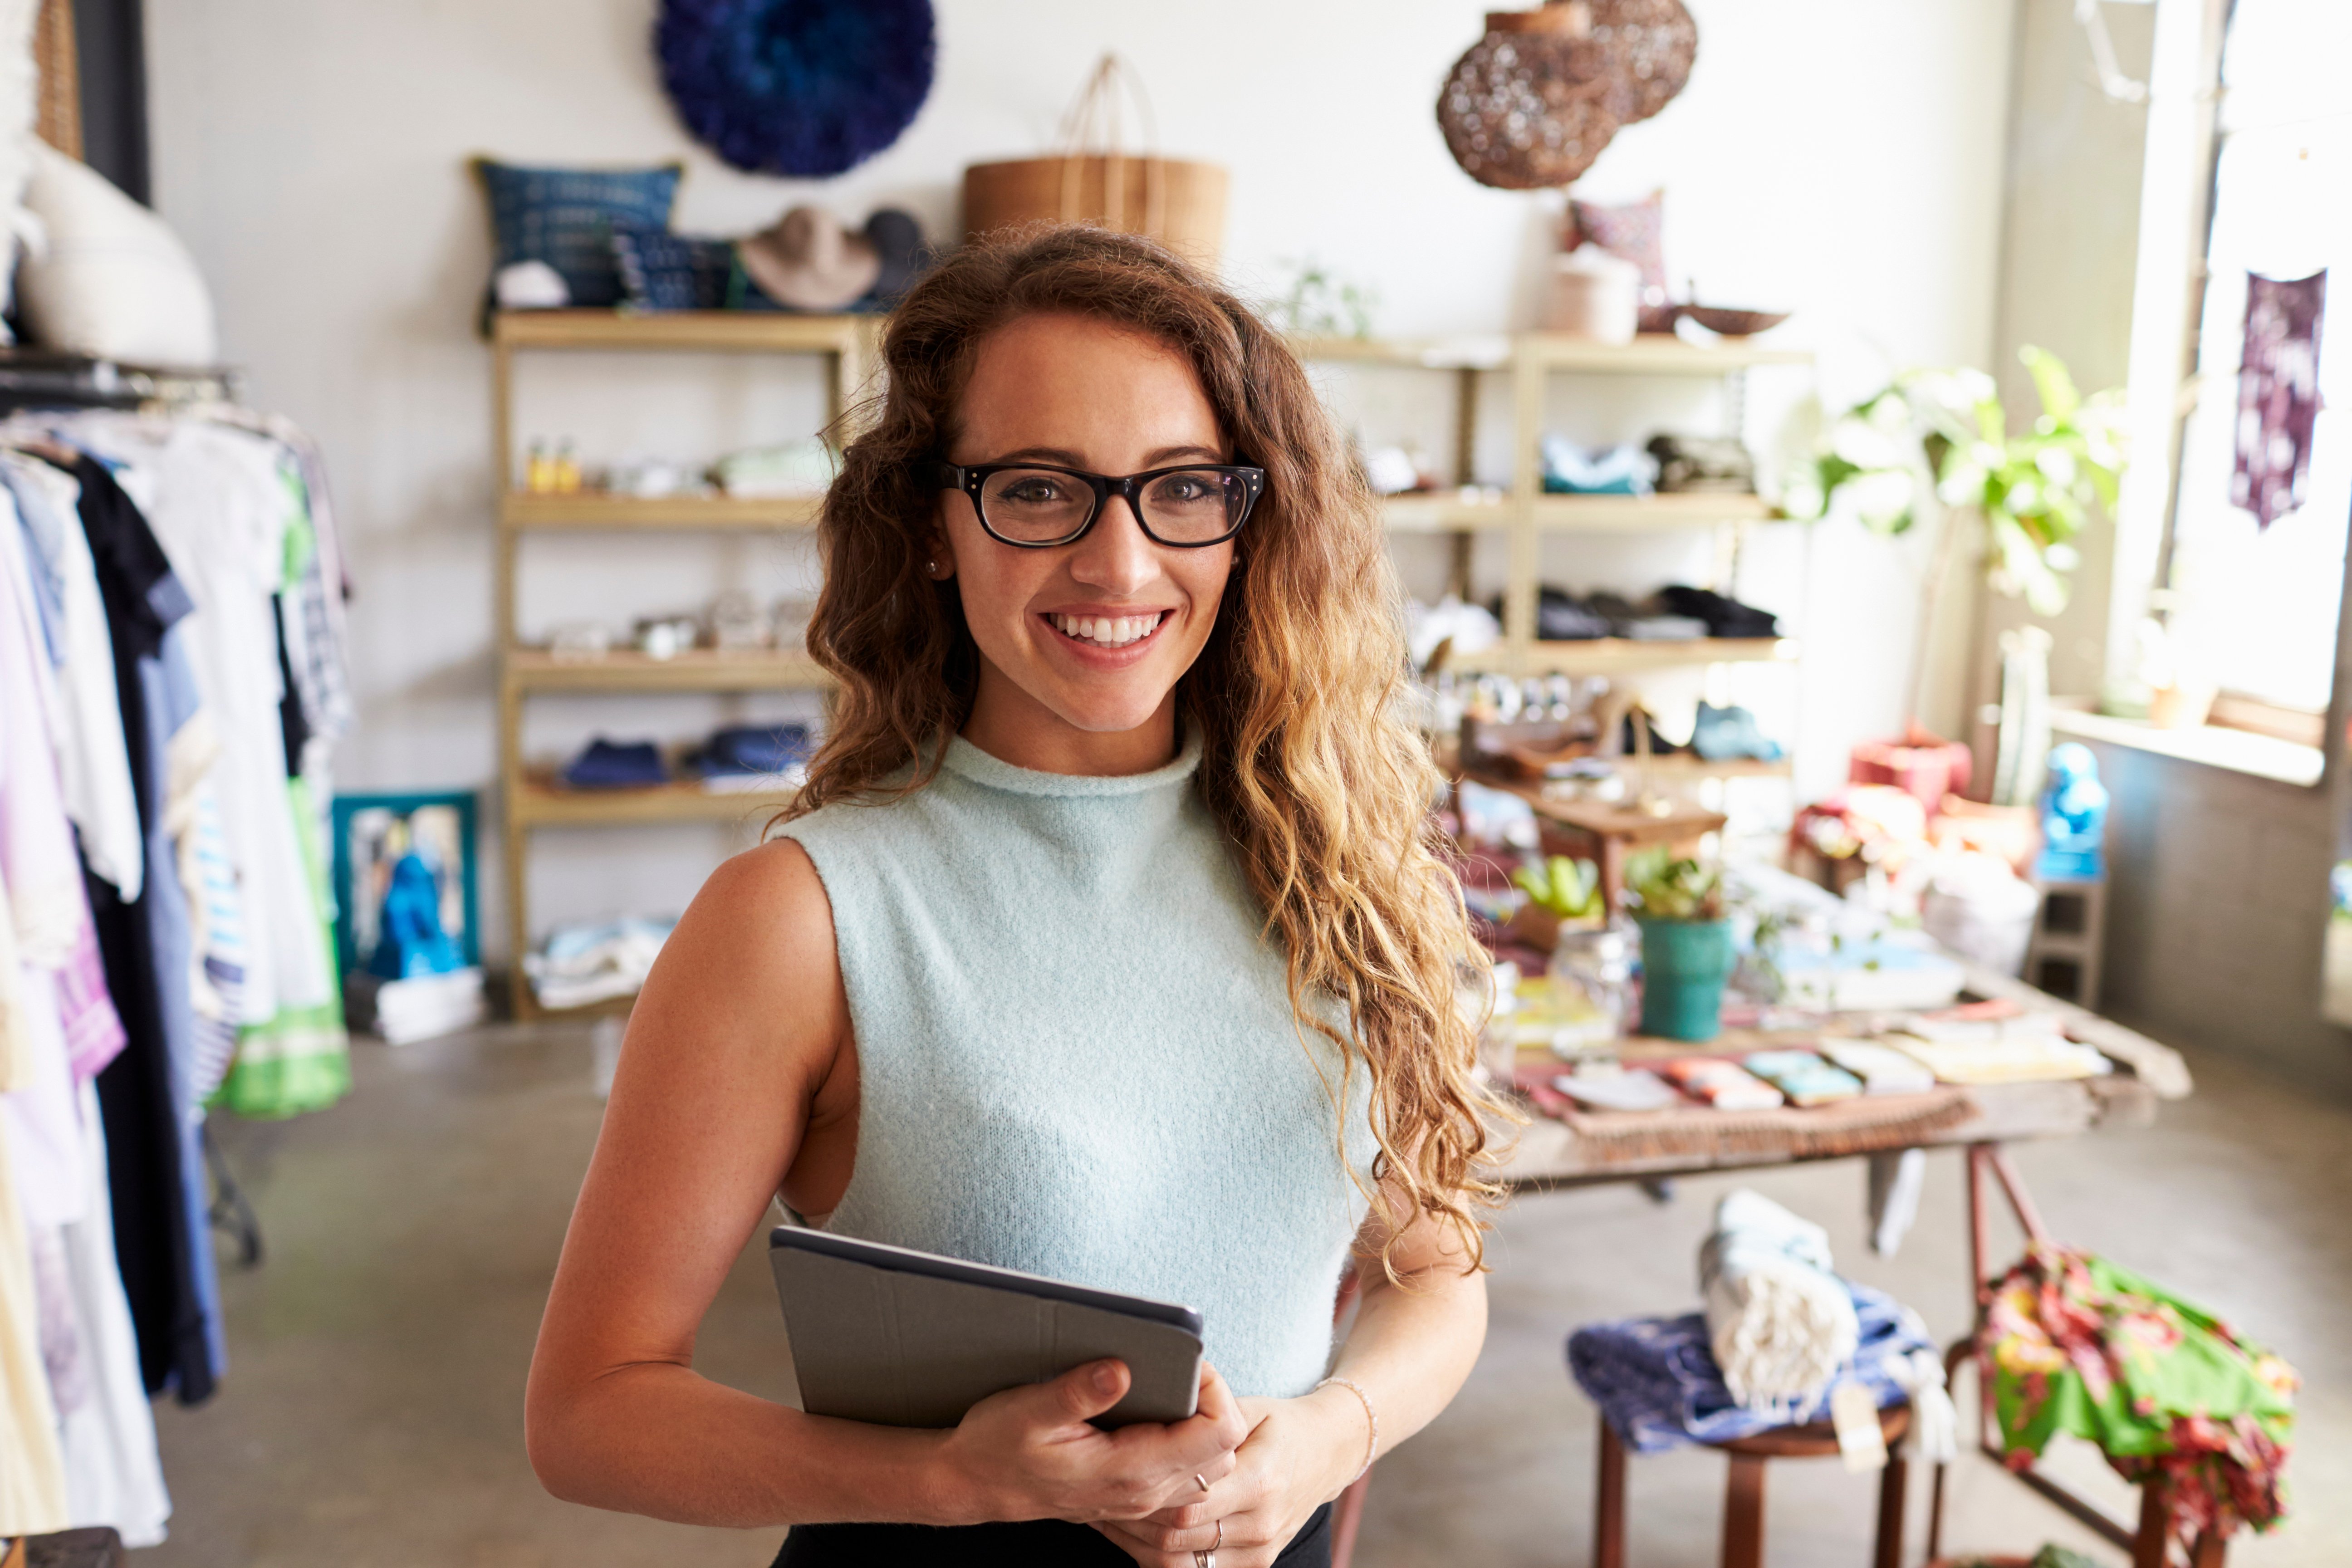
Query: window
2161,0,2350,718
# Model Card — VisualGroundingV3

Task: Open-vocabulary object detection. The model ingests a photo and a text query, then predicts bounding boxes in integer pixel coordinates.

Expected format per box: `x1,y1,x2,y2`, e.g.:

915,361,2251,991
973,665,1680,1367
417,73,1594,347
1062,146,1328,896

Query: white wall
147,0,2015,956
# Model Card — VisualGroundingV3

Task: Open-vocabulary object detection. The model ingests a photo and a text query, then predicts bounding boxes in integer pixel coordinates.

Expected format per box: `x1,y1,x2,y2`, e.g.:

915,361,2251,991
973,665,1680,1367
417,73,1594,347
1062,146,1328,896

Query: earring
927,559,938,574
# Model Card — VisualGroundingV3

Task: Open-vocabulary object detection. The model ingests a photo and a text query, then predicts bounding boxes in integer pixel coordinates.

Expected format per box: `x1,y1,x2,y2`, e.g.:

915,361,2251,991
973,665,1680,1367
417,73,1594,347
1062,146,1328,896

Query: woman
526,227,1504,1567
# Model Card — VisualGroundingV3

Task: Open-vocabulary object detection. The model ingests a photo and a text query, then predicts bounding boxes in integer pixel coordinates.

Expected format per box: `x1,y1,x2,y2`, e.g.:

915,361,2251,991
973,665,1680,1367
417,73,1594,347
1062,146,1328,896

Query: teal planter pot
1637,916,1734,1041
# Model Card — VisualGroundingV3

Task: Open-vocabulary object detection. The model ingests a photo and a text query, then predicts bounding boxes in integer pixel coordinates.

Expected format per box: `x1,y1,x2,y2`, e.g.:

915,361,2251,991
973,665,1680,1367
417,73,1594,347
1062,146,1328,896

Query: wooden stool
1594,1405,1911,1568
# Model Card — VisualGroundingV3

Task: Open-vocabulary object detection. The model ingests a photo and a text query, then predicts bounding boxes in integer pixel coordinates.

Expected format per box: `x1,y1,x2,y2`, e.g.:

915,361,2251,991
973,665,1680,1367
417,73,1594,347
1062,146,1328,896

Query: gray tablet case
769,1228,1205,1429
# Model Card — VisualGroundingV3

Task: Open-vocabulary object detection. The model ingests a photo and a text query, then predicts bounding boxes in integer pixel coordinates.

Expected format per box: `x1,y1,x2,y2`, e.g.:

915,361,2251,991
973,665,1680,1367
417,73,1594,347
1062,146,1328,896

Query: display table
1484,961,2202,1567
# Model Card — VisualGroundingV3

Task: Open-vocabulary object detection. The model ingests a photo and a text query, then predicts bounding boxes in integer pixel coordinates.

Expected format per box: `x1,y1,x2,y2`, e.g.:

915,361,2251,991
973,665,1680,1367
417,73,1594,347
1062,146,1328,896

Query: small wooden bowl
1684,305,1791,337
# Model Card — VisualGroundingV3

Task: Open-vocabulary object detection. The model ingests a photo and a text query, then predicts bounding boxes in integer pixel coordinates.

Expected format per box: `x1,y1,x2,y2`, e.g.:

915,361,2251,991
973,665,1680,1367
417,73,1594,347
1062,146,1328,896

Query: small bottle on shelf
554,440,583,494
524,441,553,494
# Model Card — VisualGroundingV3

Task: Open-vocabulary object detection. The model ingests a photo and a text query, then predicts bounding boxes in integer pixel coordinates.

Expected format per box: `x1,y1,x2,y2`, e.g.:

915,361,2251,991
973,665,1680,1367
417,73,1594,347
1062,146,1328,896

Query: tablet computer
769,1228,1205,1429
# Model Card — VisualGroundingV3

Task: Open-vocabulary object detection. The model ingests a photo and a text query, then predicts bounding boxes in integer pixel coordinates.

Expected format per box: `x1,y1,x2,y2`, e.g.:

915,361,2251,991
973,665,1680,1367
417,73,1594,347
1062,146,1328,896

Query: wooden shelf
1289,333,1514,370
1632,755,1795,779
1380,493,1515,531
512,776,799,828
1454,637,1799,676
502,492,823,530
1519,333,1811,372
1289,333,1809,374
492,309,869,354
504,648,834,693
1531,492,1775,529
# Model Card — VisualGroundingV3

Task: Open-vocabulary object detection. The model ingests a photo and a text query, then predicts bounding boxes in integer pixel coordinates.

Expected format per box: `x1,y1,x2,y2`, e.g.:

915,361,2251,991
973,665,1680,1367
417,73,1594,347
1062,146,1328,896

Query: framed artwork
331,791,480,977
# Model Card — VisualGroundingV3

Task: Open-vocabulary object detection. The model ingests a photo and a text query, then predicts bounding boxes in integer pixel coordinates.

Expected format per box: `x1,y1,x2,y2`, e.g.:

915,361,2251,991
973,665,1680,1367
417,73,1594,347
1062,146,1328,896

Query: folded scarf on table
1700,1189,1859,1406
1568,1280,1950,1455
1982,1244,2297,1548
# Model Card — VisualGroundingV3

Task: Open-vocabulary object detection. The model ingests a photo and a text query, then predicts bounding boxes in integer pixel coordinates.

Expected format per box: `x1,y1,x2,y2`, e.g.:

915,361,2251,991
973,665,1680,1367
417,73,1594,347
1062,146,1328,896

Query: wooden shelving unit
501,492,824,530
492,309,870,1020
1294,332,1812,680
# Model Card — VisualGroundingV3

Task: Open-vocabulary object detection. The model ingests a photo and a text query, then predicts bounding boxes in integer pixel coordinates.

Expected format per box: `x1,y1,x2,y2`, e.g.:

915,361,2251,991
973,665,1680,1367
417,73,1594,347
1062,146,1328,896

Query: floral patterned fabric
1981,1244,2296,1545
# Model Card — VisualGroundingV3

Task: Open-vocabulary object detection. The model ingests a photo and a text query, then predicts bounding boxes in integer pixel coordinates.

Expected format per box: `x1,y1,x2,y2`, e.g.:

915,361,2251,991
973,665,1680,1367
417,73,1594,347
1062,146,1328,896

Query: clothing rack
0,347,241,414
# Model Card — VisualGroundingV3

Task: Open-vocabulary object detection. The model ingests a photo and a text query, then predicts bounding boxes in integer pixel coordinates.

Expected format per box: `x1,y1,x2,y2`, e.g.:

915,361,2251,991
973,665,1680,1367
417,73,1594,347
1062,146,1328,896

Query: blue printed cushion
611,223,735,312
474,160,683,309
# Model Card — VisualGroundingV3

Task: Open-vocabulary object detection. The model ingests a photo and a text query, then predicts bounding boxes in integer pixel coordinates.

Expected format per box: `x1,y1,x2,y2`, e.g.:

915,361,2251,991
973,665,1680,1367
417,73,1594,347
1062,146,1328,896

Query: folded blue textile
561,737,667,789
694,722,813,777
1567,1282,1931,1453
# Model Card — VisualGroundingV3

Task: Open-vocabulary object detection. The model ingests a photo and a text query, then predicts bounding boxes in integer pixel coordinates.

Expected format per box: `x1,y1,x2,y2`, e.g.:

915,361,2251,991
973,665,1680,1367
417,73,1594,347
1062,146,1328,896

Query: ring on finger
1213,1518,1224,1550
1192,1554,1215,1568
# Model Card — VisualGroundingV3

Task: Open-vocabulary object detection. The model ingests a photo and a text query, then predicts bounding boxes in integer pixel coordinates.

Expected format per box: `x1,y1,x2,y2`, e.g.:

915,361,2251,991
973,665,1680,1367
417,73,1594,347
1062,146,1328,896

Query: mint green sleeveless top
777,731,1375,1398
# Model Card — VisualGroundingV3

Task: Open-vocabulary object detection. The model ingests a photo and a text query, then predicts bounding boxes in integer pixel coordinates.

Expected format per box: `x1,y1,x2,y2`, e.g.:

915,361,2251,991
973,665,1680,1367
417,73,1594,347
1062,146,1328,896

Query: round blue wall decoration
656,0,936,179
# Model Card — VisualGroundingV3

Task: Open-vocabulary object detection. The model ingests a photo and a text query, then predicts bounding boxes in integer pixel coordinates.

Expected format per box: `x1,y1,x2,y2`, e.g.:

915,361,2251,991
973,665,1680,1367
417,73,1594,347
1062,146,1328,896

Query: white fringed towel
1699,1189,1860,1409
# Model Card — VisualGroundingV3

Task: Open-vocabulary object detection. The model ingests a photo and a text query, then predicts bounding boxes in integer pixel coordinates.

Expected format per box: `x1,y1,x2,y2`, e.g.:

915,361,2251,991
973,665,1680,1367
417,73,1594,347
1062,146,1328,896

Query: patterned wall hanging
2231,270,2327,529
656,0,937,179
1437,0,1695,191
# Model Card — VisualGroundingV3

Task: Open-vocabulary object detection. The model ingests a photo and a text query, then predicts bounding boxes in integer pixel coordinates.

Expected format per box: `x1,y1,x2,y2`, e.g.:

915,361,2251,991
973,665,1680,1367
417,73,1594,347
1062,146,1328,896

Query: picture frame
330,790,480,978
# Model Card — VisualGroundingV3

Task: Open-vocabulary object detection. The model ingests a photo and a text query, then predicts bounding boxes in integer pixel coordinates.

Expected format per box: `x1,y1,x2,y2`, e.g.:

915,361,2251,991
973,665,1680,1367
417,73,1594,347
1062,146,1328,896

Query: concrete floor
142,1026,2348,1567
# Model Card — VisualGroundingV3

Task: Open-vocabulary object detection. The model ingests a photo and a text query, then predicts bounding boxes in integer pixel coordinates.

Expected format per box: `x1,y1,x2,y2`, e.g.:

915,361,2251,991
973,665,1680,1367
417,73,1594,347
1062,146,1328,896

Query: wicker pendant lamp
1436,0,1696,191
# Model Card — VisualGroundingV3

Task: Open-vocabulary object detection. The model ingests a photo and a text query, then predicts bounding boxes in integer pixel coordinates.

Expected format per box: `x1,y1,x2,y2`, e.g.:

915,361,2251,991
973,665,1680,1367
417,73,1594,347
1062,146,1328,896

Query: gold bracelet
1314,1376,1378,1484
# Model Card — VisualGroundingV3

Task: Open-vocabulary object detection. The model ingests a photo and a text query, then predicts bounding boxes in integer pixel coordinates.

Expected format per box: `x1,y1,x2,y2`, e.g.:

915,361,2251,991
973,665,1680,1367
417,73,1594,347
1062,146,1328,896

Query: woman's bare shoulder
633,835,844,1054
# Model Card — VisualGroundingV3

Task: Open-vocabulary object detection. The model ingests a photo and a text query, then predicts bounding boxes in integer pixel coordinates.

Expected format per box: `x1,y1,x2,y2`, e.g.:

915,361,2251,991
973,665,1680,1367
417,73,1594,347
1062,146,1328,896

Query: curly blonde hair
783,226,1507,1274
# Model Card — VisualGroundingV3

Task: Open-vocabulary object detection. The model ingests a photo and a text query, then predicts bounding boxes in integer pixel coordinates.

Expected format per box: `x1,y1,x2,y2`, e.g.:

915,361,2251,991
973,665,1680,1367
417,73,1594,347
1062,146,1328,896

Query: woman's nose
1066,494,1159,595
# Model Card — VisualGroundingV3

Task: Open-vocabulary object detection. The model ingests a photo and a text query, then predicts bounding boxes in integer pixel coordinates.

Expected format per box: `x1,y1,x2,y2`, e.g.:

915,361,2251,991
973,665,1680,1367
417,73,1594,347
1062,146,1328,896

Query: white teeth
1052,612,1162,647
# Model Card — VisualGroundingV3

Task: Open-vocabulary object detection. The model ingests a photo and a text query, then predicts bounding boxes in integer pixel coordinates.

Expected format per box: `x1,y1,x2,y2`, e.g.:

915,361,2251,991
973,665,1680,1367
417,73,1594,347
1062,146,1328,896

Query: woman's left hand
1092,1385,1366,1567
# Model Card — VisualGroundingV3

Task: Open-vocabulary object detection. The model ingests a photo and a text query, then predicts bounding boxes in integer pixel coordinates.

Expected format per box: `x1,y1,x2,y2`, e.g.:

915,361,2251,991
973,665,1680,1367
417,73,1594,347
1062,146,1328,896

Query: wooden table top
1488,959,2189,1190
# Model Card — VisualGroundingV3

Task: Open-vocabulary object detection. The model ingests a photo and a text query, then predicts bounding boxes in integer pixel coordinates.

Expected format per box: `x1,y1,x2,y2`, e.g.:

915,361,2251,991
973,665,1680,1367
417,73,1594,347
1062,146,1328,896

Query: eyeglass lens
979,468,1248,544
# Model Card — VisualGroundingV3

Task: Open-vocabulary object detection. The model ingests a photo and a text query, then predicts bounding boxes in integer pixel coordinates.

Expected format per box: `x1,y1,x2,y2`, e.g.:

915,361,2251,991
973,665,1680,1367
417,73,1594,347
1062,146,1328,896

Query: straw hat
737,206,882,310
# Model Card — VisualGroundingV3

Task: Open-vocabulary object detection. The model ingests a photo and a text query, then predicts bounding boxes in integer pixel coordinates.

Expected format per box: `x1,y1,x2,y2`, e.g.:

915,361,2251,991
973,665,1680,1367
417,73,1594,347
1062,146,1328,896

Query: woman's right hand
937,1360,1250,1525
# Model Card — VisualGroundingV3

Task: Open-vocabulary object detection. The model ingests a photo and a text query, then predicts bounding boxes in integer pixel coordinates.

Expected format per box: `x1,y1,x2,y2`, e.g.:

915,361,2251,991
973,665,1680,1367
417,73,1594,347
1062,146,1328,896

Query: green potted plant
1509,853,1604,951
1626,845,1731,1041
1782,347,2127,729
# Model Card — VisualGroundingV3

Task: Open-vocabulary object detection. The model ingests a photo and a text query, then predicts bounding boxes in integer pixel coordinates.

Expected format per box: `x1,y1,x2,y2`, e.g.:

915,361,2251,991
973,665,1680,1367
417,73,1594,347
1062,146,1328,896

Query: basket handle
1054,52,1165,234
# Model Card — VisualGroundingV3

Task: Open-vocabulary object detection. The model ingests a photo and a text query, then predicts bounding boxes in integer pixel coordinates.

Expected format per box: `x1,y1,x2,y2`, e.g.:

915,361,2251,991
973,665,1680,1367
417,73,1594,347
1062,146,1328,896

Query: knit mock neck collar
942,725,1202,799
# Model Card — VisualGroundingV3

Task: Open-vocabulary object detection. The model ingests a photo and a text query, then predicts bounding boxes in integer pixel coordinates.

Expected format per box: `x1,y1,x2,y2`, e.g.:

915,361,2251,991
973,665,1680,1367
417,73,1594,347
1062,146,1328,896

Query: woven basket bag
962,53,1229,265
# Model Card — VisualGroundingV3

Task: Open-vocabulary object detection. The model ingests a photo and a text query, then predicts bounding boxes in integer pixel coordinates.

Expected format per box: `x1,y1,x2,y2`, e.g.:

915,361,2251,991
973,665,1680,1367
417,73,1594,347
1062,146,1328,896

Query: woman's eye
1000,479,1063,504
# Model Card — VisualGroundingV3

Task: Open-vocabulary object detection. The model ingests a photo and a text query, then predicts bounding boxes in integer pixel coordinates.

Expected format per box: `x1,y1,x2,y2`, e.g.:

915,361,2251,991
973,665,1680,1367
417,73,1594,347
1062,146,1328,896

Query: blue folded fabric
1567,1282,1930,1453
560,737,667,789
693,723,813,777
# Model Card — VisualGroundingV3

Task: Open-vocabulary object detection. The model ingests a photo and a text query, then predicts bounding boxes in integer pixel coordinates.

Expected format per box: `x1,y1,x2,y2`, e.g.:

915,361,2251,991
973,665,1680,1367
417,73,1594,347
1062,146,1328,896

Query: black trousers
772,1501,1333,1568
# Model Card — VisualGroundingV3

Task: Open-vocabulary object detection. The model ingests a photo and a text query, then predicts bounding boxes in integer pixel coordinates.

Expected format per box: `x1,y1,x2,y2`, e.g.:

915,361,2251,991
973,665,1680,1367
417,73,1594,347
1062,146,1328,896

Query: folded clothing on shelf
1534,585,1613,640
712,438,836,497
524,915,678,1010
1656,585,1780,638
1646,433,1755,493
1690,701,1784,762
1586,592,1709,641
686,723,815,791
561,737,667,790
1541,436,1656,495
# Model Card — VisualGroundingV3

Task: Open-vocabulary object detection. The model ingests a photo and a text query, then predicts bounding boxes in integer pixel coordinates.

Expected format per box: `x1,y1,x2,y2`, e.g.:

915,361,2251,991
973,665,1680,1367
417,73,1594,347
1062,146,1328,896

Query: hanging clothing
0,1099,70,1536
57,1078,172,1547
0,454,142,903
72,453,217,1403
2231,270,2328,529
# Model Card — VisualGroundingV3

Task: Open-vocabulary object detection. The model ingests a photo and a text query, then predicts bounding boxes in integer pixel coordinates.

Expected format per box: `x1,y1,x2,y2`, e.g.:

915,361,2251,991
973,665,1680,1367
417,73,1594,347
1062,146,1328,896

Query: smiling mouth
1044,610,1171,650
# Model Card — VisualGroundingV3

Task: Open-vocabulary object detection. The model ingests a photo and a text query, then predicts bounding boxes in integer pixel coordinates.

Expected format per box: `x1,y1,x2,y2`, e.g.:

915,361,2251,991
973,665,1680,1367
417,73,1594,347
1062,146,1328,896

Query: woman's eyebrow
974,443,1229,469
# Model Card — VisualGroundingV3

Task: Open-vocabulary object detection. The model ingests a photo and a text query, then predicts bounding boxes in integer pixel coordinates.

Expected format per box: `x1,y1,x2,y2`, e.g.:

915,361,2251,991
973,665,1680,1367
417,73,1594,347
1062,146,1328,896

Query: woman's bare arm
524,839,1248,1529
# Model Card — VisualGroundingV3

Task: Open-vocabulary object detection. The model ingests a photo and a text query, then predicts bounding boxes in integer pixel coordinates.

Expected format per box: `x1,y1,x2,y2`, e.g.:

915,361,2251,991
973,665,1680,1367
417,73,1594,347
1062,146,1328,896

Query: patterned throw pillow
610,223,735,312
474,159,683,309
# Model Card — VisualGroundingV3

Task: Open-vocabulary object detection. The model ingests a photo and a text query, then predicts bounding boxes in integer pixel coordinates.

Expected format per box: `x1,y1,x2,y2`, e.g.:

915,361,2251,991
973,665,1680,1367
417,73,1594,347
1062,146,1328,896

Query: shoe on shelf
1655,584,1780,638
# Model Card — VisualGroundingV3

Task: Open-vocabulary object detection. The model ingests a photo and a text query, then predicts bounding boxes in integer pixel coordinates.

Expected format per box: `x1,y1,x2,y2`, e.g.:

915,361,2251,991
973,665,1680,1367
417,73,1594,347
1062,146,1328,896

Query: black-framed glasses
933,461,1265,549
